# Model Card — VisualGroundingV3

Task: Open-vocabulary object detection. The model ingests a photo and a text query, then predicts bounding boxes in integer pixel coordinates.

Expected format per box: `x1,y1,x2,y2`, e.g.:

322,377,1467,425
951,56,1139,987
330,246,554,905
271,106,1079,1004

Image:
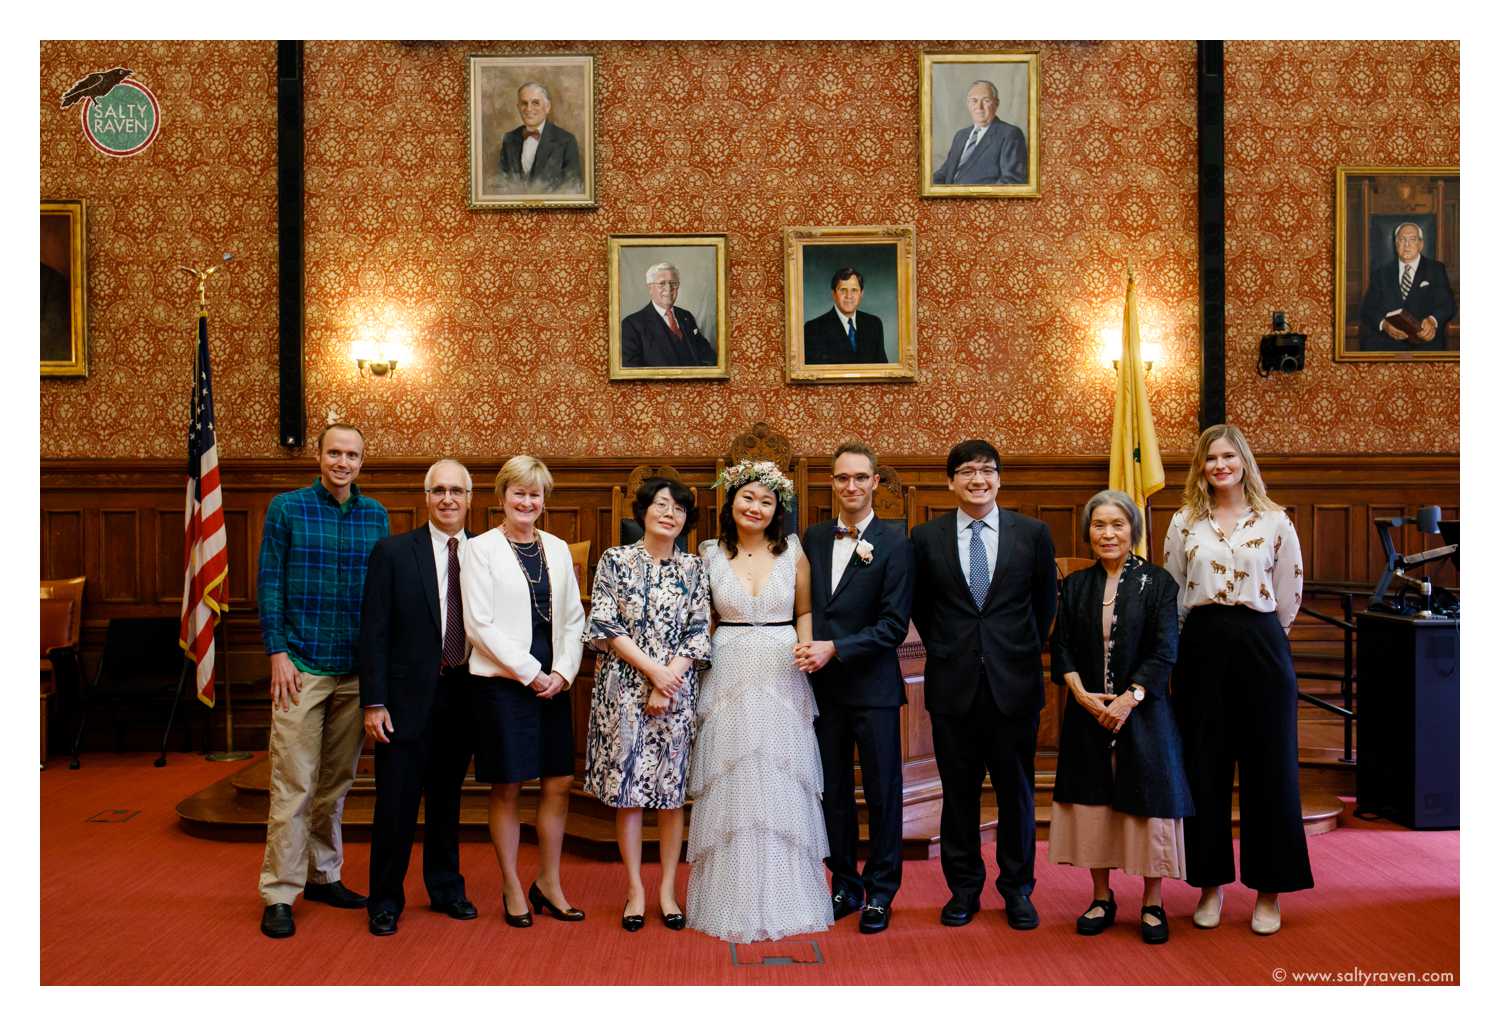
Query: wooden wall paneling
223,508,253,605
1038,505,1078,558
542,506,581,544
43,508,84,581
386,506,418,535
98,509,142,603
155,507,182,603
1150,505,1177,563
1311,504,1353,582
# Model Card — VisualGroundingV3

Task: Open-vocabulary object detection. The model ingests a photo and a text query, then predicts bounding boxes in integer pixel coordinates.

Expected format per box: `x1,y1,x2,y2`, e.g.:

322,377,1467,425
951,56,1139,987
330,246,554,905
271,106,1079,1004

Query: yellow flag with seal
1108,265,1165,558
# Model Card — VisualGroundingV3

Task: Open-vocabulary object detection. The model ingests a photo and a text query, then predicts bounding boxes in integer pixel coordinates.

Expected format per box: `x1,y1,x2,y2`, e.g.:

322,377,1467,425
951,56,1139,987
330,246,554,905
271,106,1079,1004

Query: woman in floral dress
584,477,711,932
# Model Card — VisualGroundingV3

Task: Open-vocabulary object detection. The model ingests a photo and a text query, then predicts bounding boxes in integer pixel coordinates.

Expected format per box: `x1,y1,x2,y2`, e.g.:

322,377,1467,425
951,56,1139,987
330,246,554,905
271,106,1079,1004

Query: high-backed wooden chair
568,540,591,603
610,464,697,552
715,421,804,532
39,577,85,769
1055,556,1096,595
872,463,911,533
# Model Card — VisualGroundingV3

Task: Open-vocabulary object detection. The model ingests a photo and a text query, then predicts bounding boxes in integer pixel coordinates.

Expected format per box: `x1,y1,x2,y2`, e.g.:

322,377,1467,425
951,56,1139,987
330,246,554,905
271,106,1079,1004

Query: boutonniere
854,539,874,564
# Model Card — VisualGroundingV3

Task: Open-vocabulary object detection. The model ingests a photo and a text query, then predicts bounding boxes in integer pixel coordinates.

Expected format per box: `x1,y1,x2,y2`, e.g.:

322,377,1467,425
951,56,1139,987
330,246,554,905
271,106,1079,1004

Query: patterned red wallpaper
39,40,1458,461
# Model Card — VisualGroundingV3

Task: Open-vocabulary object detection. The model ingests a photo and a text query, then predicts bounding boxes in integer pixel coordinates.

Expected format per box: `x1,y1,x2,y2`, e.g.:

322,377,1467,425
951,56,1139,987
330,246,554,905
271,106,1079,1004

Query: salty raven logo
60,67,134,109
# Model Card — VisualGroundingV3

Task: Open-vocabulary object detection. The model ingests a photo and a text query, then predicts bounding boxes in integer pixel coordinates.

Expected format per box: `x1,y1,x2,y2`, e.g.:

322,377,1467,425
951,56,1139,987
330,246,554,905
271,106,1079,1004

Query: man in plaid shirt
256,423,389,939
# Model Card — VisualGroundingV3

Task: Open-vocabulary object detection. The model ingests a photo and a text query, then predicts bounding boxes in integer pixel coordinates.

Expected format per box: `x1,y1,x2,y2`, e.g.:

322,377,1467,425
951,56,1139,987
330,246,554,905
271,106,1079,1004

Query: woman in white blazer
463,455,587,928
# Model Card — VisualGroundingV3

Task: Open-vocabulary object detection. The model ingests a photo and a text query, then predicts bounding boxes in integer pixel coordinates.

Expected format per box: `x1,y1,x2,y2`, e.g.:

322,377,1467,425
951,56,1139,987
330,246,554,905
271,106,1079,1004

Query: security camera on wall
1258,310,1306,376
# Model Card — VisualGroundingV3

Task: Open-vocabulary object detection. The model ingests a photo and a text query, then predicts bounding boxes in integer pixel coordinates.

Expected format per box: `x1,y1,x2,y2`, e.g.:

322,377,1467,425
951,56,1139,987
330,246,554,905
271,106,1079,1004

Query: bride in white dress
686,461,833,943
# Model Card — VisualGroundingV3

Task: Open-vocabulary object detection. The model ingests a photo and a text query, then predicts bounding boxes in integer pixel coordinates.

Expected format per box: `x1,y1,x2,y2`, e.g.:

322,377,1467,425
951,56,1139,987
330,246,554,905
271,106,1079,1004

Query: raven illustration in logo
60,67,134,109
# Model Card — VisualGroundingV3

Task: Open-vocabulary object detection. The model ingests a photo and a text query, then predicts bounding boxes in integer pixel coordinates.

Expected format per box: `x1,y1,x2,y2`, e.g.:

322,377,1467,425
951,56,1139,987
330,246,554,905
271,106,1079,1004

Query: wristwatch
1130,685,1146,702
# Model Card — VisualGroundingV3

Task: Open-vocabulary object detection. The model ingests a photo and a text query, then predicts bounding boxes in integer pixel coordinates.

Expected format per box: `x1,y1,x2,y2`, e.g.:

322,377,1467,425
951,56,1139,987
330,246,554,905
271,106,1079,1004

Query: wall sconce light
1098,328,1161,374
352,335,405,378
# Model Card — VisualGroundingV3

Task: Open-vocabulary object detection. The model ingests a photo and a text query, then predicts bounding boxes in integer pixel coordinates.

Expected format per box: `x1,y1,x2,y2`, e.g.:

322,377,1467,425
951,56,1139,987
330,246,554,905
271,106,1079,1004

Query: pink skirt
1048,802,1186,879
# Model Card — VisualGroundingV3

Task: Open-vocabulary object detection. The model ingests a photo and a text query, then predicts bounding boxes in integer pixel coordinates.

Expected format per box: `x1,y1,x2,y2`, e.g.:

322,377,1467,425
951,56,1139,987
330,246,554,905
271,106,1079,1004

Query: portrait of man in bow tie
469,55,594,208
920,53,1038,198
609,236,729,380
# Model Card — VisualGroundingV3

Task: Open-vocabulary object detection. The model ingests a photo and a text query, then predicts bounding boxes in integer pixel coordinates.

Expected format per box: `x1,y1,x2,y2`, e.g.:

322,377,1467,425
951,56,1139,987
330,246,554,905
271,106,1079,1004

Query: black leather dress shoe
1075,892,1117,936
940,897,979,927
832,892,865,921
529,881,585,921
1004,893,1040,930
368,908,398,936
431,899,479,920
858,903,890,934
303,880,368,909
260,903,295,939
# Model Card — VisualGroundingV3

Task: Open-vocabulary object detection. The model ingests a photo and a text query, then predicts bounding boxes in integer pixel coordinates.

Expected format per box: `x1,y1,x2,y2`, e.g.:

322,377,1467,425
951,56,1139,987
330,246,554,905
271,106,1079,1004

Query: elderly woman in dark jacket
1049,490,1193,944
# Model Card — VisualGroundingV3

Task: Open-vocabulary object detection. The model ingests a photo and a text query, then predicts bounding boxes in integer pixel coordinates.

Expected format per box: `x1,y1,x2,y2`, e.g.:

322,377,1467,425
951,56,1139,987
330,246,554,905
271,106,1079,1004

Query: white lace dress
685,536,833,943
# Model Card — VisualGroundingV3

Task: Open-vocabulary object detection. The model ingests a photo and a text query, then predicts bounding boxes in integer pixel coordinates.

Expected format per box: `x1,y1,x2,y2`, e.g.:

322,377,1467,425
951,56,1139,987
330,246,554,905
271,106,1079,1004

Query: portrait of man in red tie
610,236,729,380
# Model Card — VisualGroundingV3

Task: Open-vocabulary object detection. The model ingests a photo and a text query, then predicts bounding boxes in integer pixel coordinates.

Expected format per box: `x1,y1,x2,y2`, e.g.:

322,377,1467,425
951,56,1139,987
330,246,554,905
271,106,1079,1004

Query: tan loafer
1250,897,1281,935
1192,888,1224,929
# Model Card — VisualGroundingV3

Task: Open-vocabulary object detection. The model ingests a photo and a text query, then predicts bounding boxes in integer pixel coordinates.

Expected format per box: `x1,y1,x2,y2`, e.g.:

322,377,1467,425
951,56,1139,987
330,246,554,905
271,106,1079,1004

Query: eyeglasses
952,465,999,481
425,487,471,498
648,280,681,289
649,499,688,517
832,474,874,487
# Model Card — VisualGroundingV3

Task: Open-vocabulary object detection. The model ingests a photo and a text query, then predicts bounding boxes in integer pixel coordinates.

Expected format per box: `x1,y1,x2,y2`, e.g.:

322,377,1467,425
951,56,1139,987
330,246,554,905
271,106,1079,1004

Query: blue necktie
847,318,857,353
968,521,990,608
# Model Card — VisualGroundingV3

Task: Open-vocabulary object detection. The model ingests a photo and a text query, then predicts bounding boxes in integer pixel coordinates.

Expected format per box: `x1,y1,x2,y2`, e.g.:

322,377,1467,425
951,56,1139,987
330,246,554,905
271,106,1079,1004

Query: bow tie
523,129,541,140
834,524,861,540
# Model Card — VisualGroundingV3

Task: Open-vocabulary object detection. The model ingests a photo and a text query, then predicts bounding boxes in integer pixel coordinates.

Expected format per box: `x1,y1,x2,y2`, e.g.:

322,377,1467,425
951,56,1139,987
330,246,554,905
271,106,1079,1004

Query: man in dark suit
910,439,1056,930
496,82,583,194
1358,221,1456,353
795,442,913,935
358,459,478,936
804,267,888,364
932,80,1028,186
620,262,716,367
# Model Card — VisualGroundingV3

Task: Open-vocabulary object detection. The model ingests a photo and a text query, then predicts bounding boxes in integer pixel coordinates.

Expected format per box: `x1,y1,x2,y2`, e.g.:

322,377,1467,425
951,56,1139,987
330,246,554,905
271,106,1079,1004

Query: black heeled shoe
502,894,533,929
661,909,686,931
529,881,585,922
622,910,646,932
1075,890,1117,935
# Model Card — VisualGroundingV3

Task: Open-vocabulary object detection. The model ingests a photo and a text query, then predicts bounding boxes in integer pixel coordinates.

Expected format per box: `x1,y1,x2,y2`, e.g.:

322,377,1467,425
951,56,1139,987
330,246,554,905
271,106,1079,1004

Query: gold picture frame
1334,166,1459,362
468,54,596,209
920,51,1040,199
41,198,87,378
783,225,917,384
608,234,729,381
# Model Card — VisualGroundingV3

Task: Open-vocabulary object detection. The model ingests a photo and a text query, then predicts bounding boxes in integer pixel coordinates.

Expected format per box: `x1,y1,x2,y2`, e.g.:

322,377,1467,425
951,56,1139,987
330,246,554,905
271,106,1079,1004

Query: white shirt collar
956,506,999,533
836,509,876,536
429,522,464,549
652,301,675,317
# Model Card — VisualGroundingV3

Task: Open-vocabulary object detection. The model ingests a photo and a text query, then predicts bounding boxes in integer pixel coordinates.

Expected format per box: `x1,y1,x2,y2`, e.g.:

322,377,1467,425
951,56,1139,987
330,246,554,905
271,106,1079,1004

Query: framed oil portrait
469,54,595,209
920,52,1039,199
609,234,729,381
1334,167,1458,362
41,199,87,377
783,225,916,384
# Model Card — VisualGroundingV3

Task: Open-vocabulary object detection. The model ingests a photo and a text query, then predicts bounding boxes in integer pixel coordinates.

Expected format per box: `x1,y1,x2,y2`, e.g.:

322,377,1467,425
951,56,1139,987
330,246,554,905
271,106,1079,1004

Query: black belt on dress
716,620,794,627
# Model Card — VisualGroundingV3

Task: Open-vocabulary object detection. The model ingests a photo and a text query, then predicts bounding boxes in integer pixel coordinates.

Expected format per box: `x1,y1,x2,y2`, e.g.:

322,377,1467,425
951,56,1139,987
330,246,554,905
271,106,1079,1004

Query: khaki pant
257,672,365,906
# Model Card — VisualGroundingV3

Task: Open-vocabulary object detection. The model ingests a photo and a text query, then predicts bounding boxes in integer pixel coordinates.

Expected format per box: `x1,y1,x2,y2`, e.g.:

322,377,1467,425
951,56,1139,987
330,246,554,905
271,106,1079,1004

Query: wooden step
177,758,1344,859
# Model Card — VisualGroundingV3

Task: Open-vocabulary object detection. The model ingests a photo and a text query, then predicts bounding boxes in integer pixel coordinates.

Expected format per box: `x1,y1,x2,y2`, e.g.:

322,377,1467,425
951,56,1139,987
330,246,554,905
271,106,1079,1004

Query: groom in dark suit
358,459,479,936
795,442,913,934
911,439,1056,930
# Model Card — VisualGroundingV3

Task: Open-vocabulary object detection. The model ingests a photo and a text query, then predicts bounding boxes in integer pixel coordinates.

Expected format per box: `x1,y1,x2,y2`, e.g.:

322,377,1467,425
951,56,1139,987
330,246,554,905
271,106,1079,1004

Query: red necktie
442,537,465,667
665,307,683,339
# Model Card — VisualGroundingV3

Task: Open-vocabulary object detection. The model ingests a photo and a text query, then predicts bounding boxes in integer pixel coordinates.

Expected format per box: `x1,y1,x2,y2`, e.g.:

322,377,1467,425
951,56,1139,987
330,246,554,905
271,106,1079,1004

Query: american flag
179,312,229,706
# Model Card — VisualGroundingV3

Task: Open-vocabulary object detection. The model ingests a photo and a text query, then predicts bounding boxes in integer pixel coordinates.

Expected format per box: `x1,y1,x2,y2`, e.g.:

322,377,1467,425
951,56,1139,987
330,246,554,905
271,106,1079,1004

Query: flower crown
713,459,796,507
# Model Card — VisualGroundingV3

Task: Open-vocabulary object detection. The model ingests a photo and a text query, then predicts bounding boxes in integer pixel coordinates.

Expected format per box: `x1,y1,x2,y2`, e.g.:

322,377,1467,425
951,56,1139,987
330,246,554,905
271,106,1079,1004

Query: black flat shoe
661,910,686,931
622,912,646,932
502,895,533,928
1076,891,1117,935
940,897,978,927
431,899,479,921
368,908,398,936
260,903,295,939
303,880,368,909
1140,904,1169,944
529,881,585,922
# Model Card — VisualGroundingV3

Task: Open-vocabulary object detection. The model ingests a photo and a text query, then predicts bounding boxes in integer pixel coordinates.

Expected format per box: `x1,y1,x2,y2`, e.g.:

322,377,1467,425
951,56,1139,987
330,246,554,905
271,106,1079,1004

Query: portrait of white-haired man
496,81,583,194
620,261,716,367
1357,220,1456,353
931,79,1028,186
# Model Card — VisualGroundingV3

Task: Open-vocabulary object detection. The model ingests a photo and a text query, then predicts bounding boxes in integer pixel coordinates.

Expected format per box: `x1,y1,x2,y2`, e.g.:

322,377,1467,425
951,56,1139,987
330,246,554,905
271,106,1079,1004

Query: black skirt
470,678,574,784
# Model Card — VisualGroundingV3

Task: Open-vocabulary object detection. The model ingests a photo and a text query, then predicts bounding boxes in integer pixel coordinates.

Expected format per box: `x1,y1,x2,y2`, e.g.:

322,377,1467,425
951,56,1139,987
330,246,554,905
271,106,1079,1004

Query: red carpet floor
40,753,1459,986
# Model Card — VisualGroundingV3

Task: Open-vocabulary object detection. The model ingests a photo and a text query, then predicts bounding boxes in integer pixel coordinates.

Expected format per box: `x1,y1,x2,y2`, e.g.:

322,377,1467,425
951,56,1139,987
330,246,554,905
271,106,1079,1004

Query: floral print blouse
1163,506,1303,631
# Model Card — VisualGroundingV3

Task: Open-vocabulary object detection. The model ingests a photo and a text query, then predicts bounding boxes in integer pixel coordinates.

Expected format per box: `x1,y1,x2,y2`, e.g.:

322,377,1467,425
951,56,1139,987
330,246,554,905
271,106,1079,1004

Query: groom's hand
794,640,837,672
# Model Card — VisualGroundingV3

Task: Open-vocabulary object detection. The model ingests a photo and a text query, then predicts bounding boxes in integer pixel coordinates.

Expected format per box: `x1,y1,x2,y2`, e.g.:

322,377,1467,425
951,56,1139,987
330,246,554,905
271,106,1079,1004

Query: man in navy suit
496,82,583,194
358,459,479,936
1358,221,1456,352
620,262,716,367
803,267,888,364
795,442,913,934
931,80,1028,186
910,440,1056,931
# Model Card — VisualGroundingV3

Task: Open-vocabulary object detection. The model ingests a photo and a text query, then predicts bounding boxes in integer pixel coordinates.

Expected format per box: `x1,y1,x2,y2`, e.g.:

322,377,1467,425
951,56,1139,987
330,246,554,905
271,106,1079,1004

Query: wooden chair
568,540,591,603
610,464,697,551
1055,556,1096,597
715,421,805,532
39,577,85,769
69,617,191,768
